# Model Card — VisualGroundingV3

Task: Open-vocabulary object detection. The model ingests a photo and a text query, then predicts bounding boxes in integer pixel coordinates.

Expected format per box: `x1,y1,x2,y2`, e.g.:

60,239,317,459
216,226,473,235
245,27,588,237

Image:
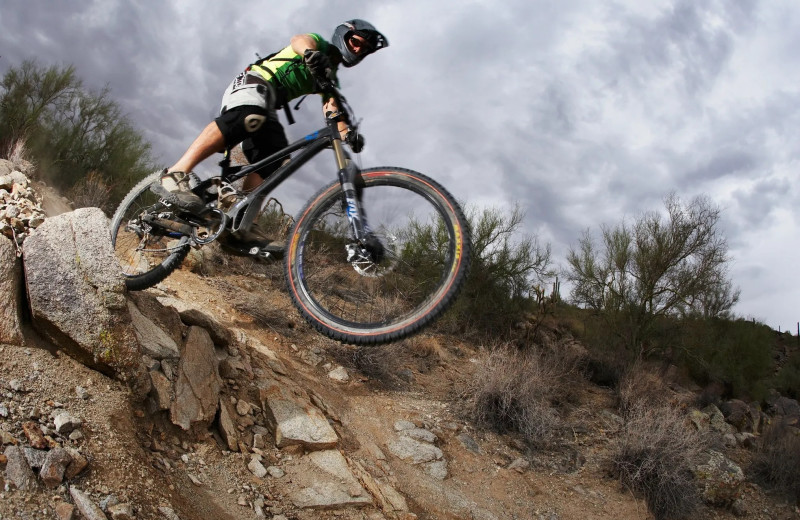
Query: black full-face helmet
331,19,389,67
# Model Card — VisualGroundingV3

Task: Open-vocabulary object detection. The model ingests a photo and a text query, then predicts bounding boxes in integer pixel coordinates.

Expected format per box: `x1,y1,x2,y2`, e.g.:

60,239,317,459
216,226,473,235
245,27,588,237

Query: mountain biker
150,19,388,247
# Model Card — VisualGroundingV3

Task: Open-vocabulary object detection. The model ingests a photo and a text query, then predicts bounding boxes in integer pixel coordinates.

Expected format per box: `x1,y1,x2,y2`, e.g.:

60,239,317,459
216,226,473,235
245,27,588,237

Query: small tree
1,60,155,206
566,194,739,357
437,204,553,339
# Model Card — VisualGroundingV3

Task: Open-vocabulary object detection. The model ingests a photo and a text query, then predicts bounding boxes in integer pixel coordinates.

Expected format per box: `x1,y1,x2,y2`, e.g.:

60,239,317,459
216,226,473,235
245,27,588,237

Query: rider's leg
153,73,275,213
221,121,289,246
241,119,289,189
168,122,226,174
149,121,224,214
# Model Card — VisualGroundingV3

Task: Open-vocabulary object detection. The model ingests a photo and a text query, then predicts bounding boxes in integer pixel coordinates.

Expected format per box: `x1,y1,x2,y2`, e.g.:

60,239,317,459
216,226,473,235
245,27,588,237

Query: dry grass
751,421,800,502
617,361,673,415
461,343,580,448
67,170,113,213
5,139,32,168
328,339,421,389
610,401,710,520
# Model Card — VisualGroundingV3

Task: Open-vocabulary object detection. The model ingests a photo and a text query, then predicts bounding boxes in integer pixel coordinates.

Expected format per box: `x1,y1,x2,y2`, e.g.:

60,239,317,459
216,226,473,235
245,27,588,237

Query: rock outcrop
170,326,223,430
259,380,338,450
0,236,24,345
22,207,149,396
0,164,47,247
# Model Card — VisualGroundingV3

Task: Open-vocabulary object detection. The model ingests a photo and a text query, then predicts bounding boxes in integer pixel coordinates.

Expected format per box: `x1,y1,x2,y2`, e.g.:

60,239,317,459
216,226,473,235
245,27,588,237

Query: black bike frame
214,93,369,244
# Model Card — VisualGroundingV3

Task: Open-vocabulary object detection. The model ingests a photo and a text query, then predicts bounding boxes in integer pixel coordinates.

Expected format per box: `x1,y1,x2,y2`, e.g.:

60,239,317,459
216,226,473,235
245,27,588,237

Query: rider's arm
293,33,342,135
322,96,350,139
290,34,319,54
292,34,352,141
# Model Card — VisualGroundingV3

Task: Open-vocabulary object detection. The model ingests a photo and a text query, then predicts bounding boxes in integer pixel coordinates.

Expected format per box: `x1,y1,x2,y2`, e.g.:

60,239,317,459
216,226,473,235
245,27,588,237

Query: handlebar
315,78,354,129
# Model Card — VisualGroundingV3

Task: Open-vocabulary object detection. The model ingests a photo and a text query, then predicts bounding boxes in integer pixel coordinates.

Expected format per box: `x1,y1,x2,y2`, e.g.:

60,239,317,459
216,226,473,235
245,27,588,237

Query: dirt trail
3,265,798,519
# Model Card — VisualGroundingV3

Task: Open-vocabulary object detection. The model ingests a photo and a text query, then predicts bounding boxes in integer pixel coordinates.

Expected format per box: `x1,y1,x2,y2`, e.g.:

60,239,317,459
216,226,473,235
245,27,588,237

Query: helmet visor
348,34,376,54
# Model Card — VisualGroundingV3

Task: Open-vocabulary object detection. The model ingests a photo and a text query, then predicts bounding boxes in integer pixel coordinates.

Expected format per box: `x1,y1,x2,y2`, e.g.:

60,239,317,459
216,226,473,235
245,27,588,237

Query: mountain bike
109,83,471,345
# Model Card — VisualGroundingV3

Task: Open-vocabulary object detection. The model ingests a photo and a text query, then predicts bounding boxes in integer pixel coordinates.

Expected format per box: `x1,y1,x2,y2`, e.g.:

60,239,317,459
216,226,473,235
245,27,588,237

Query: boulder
720,399,755,433
388,436,443,464
127,300,180,359
260,381,338,450
217,398,240,452
702,404,736,434
768,395,800,418
148,370,172,411
0,237,24,344
70,487,108,520
286,450,372,509
170,326,222,430
4,445,38,490
155,296,231,347
22,208,145,391
39,447,72,487
694,450,745,505
127,292,185,347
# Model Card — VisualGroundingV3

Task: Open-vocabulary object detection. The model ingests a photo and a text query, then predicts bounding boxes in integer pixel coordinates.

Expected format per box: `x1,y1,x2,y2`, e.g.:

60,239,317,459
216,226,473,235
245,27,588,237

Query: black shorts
215,107,289,177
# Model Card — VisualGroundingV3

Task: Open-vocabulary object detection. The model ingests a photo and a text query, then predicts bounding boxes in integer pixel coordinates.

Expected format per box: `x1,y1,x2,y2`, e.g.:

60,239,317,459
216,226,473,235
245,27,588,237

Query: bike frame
211,90,370,245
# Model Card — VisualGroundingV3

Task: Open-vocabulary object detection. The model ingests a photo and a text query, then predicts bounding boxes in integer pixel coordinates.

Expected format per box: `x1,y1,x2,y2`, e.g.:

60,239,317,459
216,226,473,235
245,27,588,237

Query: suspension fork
337,158,371,244
328,110,371,246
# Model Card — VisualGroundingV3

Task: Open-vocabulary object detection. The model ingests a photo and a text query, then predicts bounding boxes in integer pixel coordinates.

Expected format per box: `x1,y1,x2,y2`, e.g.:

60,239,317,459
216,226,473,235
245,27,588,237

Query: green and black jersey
249,33,339,102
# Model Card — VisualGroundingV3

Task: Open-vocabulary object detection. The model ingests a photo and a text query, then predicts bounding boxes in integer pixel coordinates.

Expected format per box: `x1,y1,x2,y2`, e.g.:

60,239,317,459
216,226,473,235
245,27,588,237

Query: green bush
1,60,156,208
433,204,553,340
774,350,800,400
565,194,739,358
678,318,772,400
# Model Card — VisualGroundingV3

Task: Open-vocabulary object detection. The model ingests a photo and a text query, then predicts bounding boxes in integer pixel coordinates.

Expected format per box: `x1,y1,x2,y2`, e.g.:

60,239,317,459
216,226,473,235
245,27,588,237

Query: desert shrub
751,421,800,502
432,204,553,341
678,318,772,400
0,60,156,206
462,344,578,448
774,351,800,400
253,197,294,241
4,138,32,168
617,362,672,415
328,341,417,389
66,170,112,213
611,402,710,520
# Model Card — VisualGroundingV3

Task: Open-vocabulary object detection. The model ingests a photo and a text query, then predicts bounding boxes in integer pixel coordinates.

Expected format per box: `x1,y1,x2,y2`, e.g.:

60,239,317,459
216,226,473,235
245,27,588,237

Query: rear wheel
285,167,471,345
109,171,191,290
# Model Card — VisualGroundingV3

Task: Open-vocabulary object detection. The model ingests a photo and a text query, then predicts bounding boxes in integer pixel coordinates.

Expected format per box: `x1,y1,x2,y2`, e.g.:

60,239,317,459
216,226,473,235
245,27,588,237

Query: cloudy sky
2,0,798,332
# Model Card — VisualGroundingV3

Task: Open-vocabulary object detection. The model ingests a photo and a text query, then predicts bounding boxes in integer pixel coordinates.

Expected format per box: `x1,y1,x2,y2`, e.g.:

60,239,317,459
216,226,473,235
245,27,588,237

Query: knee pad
215,107,271,147
244,113,266,133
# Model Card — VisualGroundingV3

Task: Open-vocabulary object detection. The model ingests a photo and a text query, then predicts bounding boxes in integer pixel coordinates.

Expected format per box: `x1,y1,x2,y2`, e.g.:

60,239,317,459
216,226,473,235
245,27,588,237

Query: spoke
296,182,455,327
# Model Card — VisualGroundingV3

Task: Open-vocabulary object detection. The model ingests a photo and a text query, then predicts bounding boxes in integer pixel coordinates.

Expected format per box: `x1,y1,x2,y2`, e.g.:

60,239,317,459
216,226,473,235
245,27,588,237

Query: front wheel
285,167,471,345
109,171,191,290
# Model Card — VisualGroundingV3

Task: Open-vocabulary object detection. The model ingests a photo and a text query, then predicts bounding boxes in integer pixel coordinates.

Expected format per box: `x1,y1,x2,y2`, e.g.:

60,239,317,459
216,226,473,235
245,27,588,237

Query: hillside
1,165,799,520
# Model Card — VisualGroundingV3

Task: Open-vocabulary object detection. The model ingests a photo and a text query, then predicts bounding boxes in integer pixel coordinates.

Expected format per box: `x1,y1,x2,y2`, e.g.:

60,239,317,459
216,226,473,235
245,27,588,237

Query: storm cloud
2,0,798,330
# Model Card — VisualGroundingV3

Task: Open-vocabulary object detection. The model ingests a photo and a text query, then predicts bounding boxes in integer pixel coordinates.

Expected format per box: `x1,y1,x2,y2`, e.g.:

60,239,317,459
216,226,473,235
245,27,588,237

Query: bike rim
112,189,188,278
290,173,463,335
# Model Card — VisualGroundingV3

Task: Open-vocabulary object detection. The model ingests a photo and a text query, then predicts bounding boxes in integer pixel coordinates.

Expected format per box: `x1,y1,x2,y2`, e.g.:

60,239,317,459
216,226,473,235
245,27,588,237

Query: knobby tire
109,171,190,291
285,167,471,345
